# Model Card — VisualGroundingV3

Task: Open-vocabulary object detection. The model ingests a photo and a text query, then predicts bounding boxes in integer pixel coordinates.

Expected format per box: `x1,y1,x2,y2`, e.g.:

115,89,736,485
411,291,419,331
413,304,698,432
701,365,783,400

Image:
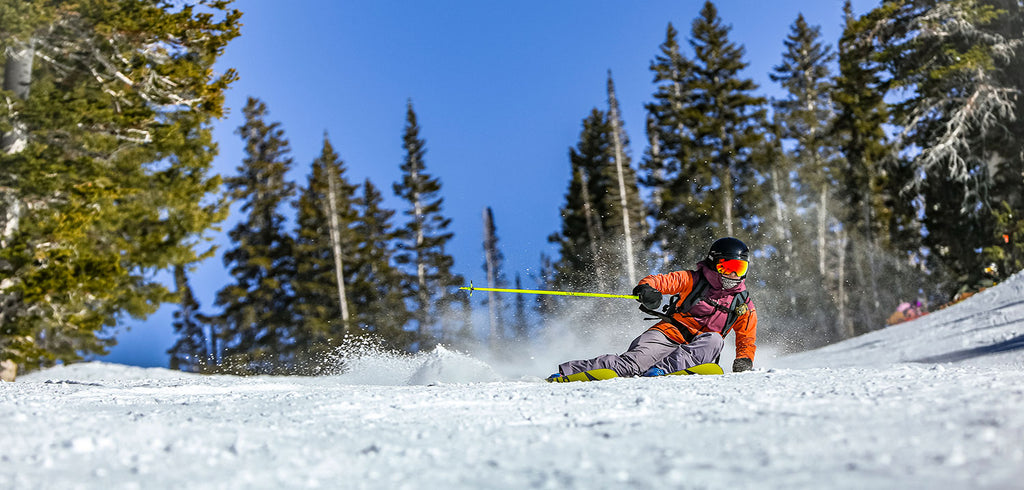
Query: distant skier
549,237,757,381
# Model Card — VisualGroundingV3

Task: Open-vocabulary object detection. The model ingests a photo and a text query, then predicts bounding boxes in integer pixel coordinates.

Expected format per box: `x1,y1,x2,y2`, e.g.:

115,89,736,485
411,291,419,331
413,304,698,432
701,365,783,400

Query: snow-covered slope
4,273,1024,489
772,273,1024,370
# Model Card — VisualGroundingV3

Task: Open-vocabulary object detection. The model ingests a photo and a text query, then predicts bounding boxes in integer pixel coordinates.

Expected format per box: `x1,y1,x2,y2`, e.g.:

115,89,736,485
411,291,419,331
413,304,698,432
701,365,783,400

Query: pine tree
685,1,767,236
549,103,646,335
867,0,1024,291
832,0,909,337
550,109,612,294
482,206,506,346
769,13,846,342
749,114,805,347
642,22,701,268
771,14,840,274
605,71,647,286
213,98,297,374
392,100,463,348
350,179,413,351
167,266,210,373
647,2,767,268
984,1,1024,279
0,1,239,373
534,252,559,320
290,134,359,372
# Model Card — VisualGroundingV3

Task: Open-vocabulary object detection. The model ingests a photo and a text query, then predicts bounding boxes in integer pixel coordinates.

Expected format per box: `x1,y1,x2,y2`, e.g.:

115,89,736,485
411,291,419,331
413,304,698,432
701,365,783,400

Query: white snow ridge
4,272,1024,489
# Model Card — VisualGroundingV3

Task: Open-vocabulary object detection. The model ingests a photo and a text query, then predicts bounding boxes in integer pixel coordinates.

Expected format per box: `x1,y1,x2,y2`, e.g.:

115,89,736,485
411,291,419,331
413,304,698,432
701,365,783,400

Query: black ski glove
732,358,753,373
632,284,662,310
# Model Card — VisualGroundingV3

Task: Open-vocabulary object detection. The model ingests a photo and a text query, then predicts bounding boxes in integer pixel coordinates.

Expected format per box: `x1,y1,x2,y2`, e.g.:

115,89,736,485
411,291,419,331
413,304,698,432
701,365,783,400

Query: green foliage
349,179,414,351
211,97,298,375
642,23,704,266
757,11,845,344
288,134,416,368
167,265,212,372
643,2,767,271
984,202,1024,281
550,71,646,300
481,206,507,344
833,1,898,251
289,135,359,368
860,0,1024,291
392,100,464,348
0,0,238,370
550,109,612,292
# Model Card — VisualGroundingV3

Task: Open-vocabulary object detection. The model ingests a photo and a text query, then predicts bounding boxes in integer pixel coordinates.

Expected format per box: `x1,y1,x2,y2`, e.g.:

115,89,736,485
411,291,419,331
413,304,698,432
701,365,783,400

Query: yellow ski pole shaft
459,283,637,300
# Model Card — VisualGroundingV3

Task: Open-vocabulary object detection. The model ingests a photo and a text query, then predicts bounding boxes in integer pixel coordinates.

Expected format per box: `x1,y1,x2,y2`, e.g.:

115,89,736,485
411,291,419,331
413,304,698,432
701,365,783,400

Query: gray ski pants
558,329,724,377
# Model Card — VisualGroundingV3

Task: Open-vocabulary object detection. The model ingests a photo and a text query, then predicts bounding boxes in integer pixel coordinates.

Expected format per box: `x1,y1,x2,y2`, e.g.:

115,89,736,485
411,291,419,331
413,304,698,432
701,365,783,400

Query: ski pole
459,282,637,299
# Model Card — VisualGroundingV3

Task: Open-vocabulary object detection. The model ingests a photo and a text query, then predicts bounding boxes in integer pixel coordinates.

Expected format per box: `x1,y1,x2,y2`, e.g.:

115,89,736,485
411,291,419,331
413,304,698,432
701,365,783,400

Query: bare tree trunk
818,187,828,276
0,359,15,382
607,72,637,286
2,42,33,245
862,184,881,312
325,165,349,335
2,42,33,152
770,165,796,308
724,166,734,236
837,229,850,339
410,164,429,337
719,126,734,236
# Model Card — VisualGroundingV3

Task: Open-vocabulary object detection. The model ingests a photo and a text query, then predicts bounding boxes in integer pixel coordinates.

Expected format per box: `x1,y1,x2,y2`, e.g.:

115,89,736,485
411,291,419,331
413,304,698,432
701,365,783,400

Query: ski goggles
715,258,748,277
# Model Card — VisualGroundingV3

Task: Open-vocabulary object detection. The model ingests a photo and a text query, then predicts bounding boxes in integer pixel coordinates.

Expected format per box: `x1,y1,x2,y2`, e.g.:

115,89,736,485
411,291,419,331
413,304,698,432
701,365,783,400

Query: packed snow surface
4,273,1024,489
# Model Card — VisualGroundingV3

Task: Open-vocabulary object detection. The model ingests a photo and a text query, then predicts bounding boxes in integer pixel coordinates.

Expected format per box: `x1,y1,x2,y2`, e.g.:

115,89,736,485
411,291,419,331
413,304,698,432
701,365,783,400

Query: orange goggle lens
716,258,748,277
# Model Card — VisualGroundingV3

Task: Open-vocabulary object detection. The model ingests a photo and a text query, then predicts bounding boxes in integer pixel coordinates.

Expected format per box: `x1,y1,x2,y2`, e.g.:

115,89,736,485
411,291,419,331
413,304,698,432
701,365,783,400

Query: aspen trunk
818,187,828,277
837,229,850,339
770,165,797,308
719,126,734,236
410,165,429,335
724,166,734,236
2,42,33,246
607,73,637,285
325,166,349,335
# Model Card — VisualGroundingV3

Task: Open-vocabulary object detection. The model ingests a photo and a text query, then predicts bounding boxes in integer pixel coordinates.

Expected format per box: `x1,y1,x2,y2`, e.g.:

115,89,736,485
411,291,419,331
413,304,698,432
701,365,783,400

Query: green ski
547,363,723,383
669,363,724,376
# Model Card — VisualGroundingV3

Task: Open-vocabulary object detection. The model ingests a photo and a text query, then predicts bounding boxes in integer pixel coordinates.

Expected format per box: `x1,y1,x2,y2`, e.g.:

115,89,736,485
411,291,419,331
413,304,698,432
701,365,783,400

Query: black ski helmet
705,237,749,272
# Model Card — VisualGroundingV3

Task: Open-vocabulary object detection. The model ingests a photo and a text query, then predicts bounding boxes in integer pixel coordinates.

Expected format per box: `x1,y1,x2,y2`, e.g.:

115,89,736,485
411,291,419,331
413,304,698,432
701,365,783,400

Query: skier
549,237,757,381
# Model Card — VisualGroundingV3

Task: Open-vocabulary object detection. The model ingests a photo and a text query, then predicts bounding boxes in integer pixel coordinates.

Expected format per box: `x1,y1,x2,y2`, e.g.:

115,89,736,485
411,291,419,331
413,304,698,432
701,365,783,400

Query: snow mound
19,361,199,383
406,345,503,384
22,345,503,386
331,343,501,385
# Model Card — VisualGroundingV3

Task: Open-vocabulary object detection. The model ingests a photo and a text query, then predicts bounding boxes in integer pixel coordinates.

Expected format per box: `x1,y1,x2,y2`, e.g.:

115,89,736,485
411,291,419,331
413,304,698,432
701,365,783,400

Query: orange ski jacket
638,264,757,361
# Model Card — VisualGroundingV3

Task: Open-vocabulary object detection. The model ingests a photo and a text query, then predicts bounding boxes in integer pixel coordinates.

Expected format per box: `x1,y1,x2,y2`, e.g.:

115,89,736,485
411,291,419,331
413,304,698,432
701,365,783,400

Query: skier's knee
707,332,725,350
616,355,643,377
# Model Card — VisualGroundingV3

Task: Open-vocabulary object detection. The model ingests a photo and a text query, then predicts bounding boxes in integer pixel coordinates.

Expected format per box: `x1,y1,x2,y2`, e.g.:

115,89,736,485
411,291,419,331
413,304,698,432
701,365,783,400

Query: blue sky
101,0,876,367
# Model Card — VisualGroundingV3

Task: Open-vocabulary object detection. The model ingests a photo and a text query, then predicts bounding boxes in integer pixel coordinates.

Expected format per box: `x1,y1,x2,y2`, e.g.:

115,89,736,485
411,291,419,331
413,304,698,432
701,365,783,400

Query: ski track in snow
4,274,1024,489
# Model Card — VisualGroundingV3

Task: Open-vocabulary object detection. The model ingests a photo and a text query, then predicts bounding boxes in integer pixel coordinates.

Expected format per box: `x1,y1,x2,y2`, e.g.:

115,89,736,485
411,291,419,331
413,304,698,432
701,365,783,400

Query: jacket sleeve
638,270,694,296
733,307,757,361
